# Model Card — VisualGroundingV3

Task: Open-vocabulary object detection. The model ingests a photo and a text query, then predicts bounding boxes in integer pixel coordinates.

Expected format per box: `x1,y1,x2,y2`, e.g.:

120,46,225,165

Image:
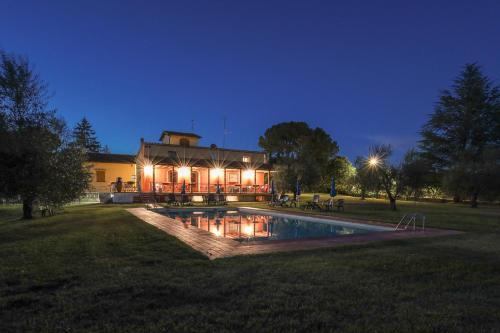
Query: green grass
1,198,500,332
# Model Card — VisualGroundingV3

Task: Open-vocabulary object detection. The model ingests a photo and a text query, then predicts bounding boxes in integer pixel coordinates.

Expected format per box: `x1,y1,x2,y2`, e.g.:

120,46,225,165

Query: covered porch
140,164,272,195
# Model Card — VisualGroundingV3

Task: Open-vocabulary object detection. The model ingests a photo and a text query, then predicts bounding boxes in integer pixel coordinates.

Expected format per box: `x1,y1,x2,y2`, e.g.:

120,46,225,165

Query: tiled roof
151,157,273,170
159,131,202,141
87,152,136,164
143,141,265,155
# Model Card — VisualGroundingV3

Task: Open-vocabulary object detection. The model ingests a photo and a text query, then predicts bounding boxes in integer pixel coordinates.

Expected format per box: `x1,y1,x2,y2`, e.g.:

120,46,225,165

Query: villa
87,130,273,202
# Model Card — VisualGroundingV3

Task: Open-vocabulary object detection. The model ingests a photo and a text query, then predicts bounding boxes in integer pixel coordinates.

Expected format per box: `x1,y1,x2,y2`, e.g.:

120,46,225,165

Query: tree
322,156,356,194
420,63,500,207
353,156,380,200
259,122,339,191
400,149,432,200
73,117,102,152
368,145,404,210
0,51,90,218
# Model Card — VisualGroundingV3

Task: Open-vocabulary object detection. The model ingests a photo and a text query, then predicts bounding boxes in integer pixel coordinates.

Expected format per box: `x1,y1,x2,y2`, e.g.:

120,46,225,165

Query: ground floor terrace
139,164,272,195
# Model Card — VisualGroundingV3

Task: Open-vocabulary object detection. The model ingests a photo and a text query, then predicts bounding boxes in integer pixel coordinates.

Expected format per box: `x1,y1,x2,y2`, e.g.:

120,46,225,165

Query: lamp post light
368,156,380,168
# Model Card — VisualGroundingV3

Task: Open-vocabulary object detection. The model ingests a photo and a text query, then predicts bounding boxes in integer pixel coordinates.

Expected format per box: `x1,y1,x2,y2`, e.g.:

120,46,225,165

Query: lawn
1,198,499,332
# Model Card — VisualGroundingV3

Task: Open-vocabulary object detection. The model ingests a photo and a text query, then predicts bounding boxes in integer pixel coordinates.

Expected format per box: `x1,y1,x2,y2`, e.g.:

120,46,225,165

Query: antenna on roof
223,116,227,148
191,119,194,132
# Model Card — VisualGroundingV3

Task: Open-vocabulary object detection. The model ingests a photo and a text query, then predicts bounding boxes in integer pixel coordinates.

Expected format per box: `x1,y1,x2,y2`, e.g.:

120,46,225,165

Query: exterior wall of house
161,134,199,146
87,162,137,192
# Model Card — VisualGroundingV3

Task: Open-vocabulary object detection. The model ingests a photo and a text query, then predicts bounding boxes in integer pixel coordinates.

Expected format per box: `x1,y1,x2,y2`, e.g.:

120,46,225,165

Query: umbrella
181,179,186,195
330,176,337,198
295,179,301,197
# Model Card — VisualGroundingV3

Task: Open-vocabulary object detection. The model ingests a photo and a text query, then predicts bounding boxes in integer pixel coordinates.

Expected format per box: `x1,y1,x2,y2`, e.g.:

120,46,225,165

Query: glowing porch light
144,164,153,177
213,228,221,237
242,169,255,182
210,168,224,183
178,166,191,181
244,225,253,235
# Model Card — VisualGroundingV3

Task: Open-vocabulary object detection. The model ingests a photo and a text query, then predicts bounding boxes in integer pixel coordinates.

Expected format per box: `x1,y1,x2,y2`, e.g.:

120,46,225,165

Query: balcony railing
150,183,269,194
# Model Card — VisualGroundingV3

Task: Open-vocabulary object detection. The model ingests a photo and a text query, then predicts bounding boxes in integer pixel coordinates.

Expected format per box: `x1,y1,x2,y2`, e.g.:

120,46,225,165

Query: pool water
161,208,390,242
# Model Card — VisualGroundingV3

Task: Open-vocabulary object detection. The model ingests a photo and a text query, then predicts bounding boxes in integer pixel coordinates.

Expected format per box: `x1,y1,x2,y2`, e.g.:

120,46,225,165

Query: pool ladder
395,213,426,231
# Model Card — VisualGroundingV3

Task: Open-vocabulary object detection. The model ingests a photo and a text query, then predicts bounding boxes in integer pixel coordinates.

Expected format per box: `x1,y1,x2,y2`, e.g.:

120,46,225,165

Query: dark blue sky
1,0,499,161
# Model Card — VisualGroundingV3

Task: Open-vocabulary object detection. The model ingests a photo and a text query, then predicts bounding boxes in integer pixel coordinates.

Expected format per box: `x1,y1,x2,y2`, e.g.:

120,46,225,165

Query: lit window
242,156,251,163
168,170,178,183
96,170,106,182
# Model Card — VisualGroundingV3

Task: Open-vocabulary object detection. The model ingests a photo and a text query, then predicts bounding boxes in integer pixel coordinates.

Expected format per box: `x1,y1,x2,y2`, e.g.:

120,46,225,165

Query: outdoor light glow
144,164,153,177
244,225,253,235
210,167,224,183
178,166,190,180
211,168,223,177
213,228,221,237
242,169,255,181
369,157,379,167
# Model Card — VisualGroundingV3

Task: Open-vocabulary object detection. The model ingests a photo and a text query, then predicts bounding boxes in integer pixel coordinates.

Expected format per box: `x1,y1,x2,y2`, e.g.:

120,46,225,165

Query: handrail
395,213,426,231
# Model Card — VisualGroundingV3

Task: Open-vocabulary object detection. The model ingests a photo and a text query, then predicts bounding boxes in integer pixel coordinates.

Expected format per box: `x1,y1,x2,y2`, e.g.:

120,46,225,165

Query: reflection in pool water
164,209,379,242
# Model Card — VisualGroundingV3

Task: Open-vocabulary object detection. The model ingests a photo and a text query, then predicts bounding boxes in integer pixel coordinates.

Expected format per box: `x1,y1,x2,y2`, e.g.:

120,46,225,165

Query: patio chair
335,199,345,212
180,194,192,206
279,194,291,207
165,193,179,206
303,194,322,210
268,193,281,207
323,198,334,211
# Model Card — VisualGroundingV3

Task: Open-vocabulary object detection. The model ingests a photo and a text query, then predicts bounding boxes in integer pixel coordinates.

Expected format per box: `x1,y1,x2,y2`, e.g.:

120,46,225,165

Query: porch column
208,168,211,193
190,166,193,193
254,170,257,194
224,168,227,193
172,165,175,194
152,164,156,198
268,170,271,191
239,169,242,193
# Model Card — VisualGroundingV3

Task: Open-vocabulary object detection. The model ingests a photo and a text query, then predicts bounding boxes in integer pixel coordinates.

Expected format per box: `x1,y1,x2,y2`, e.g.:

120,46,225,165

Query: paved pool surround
127,207,462,260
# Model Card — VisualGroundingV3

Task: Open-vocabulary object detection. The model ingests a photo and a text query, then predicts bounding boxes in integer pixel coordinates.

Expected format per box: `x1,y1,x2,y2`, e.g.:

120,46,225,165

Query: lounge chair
166,193,179,206
335,199,345,211
303,194,322,210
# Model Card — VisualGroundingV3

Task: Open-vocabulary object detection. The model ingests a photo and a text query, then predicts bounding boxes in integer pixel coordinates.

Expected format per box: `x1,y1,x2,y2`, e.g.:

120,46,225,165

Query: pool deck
126,207,462,260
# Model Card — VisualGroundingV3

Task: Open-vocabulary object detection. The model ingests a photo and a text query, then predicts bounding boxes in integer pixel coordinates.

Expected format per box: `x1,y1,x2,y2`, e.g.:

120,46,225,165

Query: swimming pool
160,207,391,242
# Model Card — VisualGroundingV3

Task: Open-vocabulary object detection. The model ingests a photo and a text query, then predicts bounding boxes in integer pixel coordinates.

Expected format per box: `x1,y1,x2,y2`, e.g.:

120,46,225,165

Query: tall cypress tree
420,63,500,207
73,117,102,153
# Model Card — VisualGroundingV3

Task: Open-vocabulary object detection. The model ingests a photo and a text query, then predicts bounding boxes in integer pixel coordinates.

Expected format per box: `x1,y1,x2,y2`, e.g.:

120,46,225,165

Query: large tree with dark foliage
73,117,102,152
400,148,433,200
0,51,90,218
420,64,500,207
259,122,339,191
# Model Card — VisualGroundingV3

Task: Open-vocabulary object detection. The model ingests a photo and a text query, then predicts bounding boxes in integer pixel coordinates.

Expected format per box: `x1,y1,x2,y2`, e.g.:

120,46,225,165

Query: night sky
1,0,499,161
